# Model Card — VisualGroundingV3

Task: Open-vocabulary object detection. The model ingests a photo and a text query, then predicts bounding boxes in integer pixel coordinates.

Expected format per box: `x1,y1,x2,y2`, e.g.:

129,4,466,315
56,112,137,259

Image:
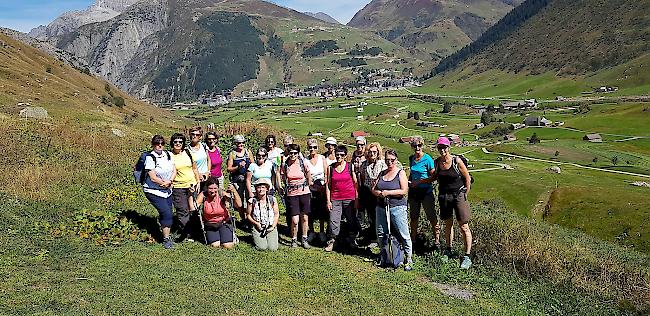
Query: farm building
524,116,552,127
504,134,517,141
351,131,368,138
583,134,603,143
474,123,485,129
417,121,438,128
511,123,526,130
448,134,462,145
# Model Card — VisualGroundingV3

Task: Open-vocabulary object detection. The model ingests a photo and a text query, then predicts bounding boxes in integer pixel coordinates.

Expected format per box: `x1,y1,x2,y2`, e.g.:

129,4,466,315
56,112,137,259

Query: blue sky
0,0,370,33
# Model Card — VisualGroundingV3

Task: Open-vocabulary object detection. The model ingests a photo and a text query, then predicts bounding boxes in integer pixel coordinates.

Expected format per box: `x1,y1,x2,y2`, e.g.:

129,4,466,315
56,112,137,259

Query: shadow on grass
122,210,163,242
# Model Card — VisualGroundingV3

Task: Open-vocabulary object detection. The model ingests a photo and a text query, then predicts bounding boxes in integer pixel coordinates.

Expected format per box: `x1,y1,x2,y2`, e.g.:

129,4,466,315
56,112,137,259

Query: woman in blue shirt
407,136,440,250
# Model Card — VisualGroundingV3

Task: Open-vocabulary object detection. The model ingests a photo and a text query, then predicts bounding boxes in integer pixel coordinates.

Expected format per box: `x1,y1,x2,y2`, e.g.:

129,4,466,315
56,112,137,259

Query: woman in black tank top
434,137,473,270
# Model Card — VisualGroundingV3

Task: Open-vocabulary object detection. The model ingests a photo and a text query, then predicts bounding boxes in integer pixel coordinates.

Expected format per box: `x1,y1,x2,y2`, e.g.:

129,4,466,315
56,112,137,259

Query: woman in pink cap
433,136,473,269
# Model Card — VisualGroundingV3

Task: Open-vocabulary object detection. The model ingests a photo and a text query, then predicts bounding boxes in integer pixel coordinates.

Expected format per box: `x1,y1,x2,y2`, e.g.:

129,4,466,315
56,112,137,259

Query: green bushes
302,40,338,57
469,203,650,311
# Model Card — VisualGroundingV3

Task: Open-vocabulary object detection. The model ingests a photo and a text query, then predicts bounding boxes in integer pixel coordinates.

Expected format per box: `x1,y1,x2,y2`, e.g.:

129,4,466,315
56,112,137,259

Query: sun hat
233,135,246,143
355,136,366,144
325,137,337,145
436,136,451,147
253,178,272,188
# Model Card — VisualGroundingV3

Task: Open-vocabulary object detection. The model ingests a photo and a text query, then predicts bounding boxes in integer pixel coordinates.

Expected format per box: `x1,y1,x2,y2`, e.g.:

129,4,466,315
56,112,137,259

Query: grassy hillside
423,0,650,98
347,0,521,62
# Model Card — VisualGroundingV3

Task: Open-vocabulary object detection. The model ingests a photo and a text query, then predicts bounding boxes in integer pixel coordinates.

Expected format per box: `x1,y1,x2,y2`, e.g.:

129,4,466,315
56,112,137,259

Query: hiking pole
385,197,393,266
228,189,239,245
193,187,208,245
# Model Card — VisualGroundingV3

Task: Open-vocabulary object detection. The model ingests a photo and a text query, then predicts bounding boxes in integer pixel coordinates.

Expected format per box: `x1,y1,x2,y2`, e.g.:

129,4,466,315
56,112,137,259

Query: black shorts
286,193,311,216
310,189,328,221
205,222,234,244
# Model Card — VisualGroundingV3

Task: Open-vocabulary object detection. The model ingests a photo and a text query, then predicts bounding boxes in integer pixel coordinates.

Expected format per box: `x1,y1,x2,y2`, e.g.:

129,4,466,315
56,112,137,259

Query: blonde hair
410,135,424,146
307,138,318,146
365,142,383,159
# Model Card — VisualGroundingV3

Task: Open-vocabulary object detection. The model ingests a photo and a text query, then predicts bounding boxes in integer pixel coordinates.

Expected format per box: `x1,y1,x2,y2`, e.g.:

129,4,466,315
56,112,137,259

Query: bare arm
245,202,258,228
245,168,254,198
196,192,205,205
272,199,280,228
226,152,237,173
192,161,200,185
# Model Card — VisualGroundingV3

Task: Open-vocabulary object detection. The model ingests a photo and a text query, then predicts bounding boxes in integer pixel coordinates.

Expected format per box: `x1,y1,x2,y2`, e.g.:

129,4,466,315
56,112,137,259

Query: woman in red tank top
196,176,242,249
325,145,360,252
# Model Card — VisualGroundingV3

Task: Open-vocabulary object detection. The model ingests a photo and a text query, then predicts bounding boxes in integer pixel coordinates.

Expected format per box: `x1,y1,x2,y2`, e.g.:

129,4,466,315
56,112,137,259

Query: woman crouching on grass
142,135,176,249
372,149,413,271
246,178,280,251
434,137,473,269
195,176,242,249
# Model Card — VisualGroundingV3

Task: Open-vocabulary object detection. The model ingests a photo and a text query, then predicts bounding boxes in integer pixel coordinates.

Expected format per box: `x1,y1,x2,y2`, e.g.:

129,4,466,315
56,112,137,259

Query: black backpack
452,155,474,184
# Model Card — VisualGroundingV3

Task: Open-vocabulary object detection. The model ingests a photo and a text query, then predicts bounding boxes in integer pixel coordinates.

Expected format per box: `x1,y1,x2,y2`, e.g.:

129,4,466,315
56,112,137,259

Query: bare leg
429,219,441,245
444,218,454,249
222,242,235,249
300,213,309,239
162,227,171,238
291,215,300,239
459,223,472,255
410,216,419,242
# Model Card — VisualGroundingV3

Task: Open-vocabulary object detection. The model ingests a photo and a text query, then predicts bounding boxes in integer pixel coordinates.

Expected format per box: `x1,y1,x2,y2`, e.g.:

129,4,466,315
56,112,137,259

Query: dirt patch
432,282,474,300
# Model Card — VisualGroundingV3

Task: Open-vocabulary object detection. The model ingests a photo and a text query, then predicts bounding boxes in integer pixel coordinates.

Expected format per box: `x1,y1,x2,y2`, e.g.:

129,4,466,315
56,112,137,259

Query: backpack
379,235,405,269
229,149,251,183
452,155,474,184
133,151,171,184
282,156,309,191
327,161,354,187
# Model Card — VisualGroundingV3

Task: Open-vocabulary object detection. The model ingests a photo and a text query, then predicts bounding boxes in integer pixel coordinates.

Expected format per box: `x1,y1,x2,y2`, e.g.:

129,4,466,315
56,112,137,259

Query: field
187,97,650,255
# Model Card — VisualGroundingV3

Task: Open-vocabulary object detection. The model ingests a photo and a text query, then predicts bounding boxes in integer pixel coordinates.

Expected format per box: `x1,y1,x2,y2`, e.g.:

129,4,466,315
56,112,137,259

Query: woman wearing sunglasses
170,132,200,241
280,143,313,249
187,126,211,191
325,145,360,252
205,131,224,190
264,135,284,164
142,135,176,249
433,137,473,269
408,136,440,250
305,138,329,244
372,149,412,271
359,142,386,248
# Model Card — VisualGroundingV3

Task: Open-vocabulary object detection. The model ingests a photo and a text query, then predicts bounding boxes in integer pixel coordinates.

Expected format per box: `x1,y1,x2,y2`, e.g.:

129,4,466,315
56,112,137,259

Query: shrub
113,96,125,108
49,208,154,245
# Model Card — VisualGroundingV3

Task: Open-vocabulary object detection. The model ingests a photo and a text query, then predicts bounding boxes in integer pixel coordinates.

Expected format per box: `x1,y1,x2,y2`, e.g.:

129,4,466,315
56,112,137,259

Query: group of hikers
138,127,474,270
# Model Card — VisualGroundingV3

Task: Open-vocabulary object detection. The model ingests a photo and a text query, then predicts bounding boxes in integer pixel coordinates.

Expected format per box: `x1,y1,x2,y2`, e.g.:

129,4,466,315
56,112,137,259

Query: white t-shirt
305,154,326,181
251,196,277,227
143,151,175,198
267,147,284,163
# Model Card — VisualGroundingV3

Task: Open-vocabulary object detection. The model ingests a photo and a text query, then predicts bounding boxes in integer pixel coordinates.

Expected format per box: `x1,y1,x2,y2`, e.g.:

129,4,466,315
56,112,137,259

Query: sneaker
302,237,311,249
291,238,298,248
404,260,414,272
367,241,379,249
460,255,472,270
162,237,174,249
324,239,335,252
318,232,327,244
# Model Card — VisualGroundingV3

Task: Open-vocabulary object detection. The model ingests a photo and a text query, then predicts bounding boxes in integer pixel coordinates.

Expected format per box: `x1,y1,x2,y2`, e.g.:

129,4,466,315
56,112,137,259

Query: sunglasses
256,154,267,158
335,153,346,157
308,146,318,150
369,150,378,154
173,140,184,144
412,144,423,148
267,140,275,144
289,151,299,155
356,143,365,147
153,142,165,146
191,133,202,137
385,158,396,163
437,146,449,150
207,138,217,141
235,142,244,145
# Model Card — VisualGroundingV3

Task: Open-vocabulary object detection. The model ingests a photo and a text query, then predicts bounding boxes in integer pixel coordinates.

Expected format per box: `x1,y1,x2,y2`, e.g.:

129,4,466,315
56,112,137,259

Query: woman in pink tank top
325,145,360,252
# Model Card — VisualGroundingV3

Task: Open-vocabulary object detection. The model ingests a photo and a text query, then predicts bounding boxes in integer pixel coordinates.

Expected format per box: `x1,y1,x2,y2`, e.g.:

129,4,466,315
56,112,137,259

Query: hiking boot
324,239,335,252
162,236,174,249
302,237,311,249
291,238,298,248
460,255,472,270
404,260,414,272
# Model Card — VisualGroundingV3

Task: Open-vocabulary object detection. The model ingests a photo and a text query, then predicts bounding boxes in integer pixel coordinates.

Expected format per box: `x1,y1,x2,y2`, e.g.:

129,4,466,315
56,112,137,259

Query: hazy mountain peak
303,12,340,24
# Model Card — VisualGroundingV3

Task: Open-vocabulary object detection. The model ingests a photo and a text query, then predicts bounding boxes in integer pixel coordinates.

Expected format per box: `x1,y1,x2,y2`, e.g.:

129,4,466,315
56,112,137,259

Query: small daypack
282,156,309,191
133,151,171,184
379,235,405,269
452,155,474,184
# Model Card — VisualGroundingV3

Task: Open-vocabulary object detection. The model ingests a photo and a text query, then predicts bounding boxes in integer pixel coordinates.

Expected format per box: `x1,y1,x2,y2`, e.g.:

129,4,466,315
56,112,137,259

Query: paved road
481,148,650,179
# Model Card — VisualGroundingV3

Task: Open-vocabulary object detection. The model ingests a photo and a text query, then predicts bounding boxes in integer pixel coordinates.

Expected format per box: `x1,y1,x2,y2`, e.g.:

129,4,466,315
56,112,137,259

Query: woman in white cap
324,137,337,166
433,136,473,269
246,178,280,251
227,134,254,223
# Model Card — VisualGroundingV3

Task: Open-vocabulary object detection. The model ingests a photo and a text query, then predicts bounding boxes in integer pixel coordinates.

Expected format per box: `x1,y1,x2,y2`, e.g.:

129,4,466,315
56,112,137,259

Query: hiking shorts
205,222,234,244
286,193,311,217
438,192,471,224
408,189,437,222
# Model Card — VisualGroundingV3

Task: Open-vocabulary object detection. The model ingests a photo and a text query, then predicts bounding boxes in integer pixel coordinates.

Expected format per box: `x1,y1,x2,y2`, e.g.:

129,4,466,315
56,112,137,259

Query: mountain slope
420,0,650,98
348,0,523,61
303,12,340,24
28,0,140,40
47,0,419,101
